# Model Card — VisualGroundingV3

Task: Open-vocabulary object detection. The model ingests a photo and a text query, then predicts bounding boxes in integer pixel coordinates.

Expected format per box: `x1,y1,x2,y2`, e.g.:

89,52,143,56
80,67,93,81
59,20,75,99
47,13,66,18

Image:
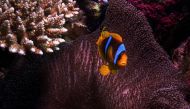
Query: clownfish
96,28,127,76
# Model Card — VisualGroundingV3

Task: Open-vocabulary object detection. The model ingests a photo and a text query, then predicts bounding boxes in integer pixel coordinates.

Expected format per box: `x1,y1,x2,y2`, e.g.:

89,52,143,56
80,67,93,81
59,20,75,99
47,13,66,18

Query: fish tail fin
99,65,111,76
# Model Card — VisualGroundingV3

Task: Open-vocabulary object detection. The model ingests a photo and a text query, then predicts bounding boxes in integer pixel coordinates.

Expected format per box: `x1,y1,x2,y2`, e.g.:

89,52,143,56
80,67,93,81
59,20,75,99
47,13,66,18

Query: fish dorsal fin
114,44,126,65
109,33,123,43
96,31,110,46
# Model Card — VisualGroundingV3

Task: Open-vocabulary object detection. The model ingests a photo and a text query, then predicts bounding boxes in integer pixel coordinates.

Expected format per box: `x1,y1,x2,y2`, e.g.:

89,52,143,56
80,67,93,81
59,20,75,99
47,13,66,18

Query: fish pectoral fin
111,69,117,74
99,65,110,76
96,37,101,45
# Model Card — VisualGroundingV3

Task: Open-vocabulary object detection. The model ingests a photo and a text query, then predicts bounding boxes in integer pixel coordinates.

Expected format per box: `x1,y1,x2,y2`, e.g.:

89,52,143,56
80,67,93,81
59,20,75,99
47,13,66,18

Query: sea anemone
0,0,86,55
173,38,190,72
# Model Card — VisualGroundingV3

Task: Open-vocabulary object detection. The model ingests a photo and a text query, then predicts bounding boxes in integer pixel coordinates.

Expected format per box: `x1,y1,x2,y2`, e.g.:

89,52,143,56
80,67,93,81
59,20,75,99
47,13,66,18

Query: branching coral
0,0,86,55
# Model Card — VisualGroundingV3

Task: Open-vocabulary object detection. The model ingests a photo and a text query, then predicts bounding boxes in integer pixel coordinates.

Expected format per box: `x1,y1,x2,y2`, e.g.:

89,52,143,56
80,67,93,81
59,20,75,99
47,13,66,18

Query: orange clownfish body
96,29,128,76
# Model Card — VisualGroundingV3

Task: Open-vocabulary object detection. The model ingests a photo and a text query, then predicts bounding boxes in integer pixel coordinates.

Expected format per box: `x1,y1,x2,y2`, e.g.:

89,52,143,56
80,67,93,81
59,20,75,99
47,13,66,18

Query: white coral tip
39,51,43,55
65,13,74,18
9,7,14,12
74,8,80,11
38,35,51,41
18,49,25,55
36,50,43,55
58,38,65,43
54,47,60,51
0,43,6,48
9,46,18,53
30,47,36,52
53,40,60,45
46,48,53,53
26,40,34,45
61,28,68,32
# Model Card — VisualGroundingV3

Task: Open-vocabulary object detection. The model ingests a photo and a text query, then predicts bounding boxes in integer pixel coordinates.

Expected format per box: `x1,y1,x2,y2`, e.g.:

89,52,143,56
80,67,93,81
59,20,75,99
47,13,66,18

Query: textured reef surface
0,0,190,109
0,0,87,55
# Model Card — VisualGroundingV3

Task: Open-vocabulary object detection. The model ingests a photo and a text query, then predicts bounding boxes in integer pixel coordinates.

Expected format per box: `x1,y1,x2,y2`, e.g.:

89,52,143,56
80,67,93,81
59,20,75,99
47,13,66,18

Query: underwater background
0,0,190,109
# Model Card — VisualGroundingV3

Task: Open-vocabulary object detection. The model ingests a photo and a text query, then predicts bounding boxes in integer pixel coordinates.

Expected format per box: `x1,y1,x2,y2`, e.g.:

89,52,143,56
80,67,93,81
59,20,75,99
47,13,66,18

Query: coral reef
0,0,189,109
127,0,190,55
0,0,190,109
36,0,190,108
0,0,86,55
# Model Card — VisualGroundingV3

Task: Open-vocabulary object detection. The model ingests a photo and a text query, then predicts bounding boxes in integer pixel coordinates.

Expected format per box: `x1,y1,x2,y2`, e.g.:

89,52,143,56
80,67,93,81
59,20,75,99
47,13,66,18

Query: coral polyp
0,0,85,55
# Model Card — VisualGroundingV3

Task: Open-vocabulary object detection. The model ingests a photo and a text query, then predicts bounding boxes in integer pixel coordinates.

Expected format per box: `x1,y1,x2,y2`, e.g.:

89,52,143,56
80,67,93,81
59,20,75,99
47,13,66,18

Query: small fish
96,28,127,76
